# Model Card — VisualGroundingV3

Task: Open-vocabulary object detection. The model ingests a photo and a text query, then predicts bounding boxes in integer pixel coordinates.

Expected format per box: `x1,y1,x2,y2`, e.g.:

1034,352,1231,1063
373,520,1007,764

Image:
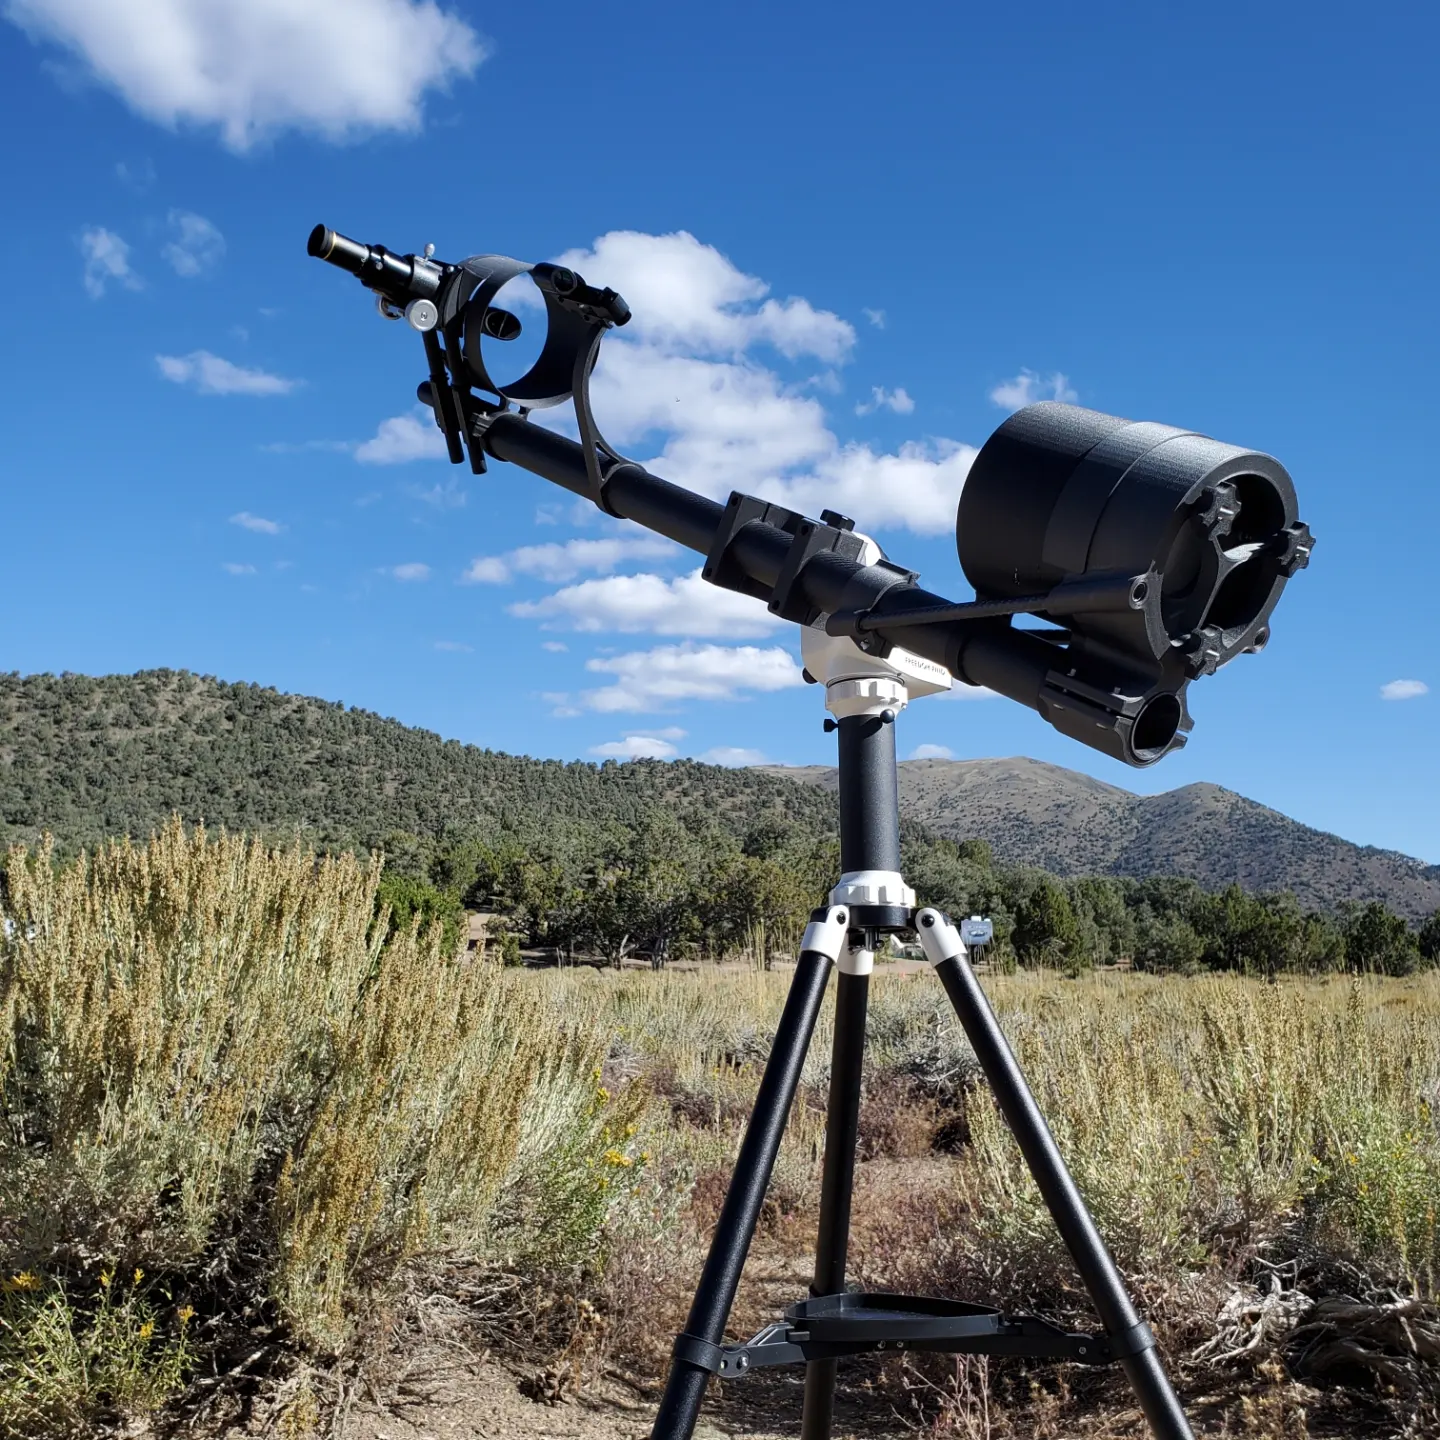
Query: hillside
3,671,1436,920
762,757,1440,919
0,670,836,856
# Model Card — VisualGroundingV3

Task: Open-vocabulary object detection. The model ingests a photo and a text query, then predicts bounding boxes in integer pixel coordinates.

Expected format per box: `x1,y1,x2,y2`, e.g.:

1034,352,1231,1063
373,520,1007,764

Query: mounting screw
737,1355,749,1370
1078,1346,1087,1356
880,709,896,725
920,914,934,927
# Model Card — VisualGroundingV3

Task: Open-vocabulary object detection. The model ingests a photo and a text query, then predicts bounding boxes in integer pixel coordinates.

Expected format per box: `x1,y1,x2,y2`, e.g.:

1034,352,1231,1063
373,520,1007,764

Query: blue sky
1,2,1436,863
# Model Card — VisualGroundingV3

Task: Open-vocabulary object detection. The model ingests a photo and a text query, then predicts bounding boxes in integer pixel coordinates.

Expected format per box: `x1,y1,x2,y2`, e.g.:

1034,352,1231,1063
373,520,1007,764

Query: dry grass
5,829,1439,1437
0,824,645,1437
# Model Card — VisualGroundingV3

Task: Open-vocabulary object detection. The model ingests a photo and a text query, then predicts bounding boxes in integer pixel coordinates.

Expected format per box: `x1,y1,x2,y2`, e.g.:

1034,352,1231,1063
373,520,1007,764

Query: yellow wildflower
138,1320,155,1340
603,1147,633,1168
177,1305,196,1324
133,1267,144,1285
100,1270,113,1289
4,1271,41,1293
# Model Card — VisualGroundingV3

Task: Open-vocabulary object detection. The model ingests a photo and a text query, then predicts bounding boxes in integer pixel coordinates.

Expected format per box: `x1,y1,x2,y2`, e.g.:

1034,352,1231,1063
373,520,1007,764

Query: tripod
307,218,1310,1440
650,652,1195,1440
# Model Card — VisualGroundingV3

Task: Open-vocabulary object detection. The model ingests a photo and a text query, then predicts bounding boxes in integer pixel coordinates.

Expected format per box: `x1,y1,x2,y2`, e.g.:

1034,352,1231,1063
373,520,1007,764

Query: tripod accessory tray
672,1291,1155,1378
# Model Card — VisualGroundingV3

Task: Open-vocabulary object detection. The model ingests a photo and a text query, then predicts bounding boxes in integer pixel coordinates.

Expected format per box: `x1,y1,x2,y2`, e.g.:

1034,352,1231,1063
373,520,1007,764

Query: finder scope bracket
307,222,1314,768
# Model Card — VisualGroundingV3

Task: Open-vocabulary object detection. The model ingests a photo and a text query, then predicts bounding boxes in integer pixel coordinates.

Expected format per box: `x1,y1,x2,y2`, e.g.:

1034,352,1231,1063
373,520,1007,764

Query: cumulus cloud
388,562,430,581
855,386,915,416
229,511,282,534
157,351,297,395
537,230,977,535
6,0,486,151
1380,679,1428,701
580,642,805,713
462,535,678,585
511,569,782,638
700,746,768,767
909,743,954,760
79,226,142,296
162,210,225,275
356,408,449,464
590,727,686,761
221,561,256,575
557,230,855,362
989,369,1078,411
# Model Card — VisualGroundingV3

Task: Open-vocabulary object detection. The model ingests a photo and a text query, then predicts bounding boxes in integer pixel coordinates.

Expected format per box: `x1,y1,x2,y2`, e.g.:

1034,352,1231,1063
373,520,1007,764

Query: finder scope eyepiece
307,224,445,304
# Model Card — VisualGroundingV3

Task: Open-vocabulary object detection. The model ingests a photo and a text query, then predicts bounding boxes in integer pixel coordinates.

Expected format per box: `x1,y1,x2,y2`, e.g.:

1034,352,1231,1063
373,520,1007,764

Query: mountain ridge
758,757,1440,918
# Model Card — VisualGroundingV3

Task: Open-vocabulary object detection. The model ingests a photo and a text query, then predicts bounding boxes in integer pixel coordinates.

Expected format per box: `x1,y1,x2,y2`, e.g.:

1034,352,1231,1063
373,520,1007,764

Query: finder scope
308,225,1313,767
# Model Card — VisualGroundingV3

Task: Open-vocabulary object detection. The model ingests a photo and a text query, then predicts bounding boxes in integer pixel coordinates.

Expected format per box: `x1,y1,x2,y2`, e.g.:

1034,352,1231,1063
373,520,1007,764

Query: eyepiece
306,223,443,301
307,223,374,277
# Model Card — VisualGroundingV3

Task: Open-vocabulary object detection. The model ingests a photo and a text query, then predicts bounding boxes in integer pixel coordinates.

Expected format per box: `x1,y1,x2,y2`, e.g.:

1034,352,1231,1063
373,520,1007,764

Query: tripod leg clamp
800,905,851,963
1102,1320,1157,1360
672,1332,740,1376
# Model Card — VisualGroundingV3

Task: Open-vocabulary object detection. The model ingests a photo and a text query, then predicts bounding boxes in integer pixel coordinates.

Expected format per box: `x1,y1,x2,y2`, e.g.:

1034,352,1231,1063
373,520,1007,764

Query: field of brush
2,825,1437,1437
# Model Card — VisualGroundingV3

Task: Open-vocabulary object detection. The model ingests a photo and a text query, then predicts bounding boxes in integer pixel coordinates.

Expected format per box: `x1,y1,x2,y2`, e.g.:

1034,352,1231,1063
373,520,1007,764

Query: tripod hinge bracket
799,905,851,963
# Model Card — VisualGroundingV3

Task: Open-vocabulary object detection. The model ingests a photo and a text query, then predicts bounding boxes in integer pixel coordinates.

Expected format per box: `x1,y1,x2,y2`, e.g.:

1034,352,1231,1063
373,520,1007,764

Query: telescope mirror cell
958,403,1307,678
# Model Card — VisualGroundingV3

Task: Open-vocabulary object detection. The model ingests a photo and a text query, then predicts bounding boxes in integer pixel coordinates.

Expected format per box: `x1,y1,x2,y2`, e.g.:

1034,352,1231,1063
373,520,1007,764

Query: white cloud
700,746,767,767
433,639,472,652
557,230,855,362
542,230,977,535
221,561,256,575
855,386,915,416
862,308,886,329
6,0,486,151
1380,679,1428,701
511,569,782,638
461,535,677,585
541,641,568,653
409,478,468,509
229,511,282,534
79,226,142,296
388,562,430,581
581,642,804,713
157,350,297,395
590,734,680,760
162,210,225,276
356,408,448,464
910,743,954,760
989,369,1078,411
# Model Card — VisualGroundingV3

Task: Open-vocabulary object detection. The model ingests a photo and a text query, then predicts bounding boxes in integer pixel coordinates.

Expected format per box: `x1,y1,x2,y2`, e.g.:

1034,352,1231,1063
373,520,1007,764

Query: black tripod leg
915,910,1195,1440
801,966,870,1440
651,923,843,1440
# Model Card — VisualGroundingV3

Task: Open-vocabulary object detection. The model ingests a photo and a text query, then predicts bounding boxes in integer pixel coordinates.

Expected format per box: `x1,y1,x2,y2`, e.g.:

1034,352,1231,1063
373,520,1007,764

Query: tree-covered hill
764,757,1440,921
0,669,837,856
3,669,1436,975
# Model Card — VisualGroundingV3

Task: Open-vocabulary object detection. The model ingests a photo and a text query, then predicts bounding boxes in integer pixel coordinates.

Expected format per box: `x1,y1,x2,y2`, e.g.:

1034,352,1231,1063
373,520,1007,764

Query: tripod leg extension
650,908,849,1440
801,966,870,1440
915,910,1195,1440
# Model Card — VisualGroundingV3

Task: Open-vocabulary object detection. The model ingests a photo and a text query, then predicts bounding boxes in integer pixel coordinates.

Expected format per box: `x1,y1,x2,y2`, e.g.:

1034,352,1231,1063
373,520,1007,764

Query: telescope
309,223,1311,767
310,223,1313,1440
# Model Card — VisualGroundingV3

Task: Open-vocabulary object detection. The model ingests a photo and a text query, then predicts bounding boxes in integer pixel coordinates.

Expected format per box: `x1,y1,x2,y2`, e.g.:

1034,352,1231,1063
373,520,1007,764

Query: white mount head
800,531,952,720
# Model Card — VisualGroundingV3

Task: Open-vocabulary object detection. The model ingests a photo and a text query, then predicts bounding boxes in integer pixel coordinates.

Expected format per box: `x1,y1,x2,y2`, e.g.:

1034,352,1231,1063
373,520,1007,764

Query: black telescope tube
481,415,1054,715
